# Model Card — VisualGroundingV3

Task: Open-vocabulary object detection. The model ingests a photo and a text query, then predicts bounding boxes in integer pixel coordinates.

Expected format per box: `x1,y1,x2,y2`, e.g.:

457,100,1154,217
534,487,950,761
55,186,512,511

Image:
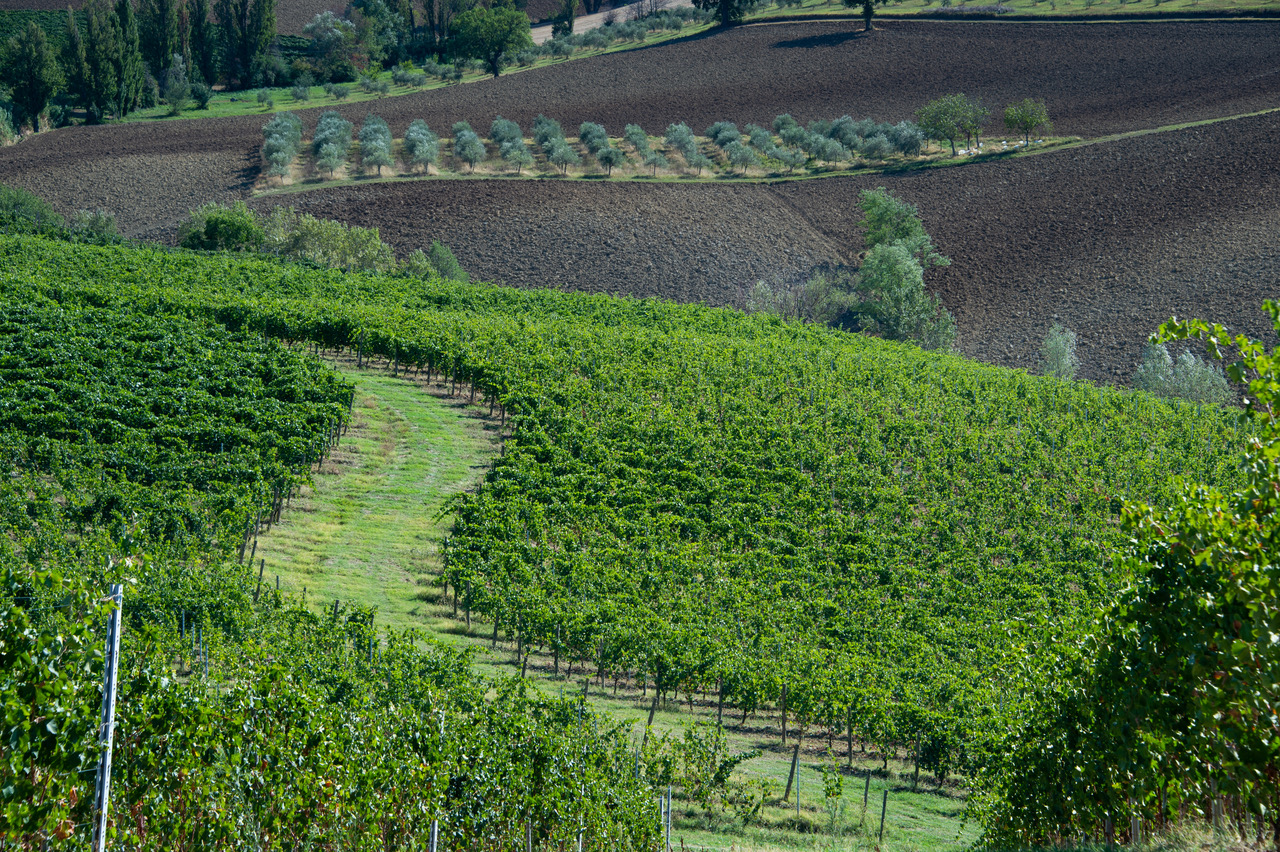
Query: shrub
257,90,274,109
323,82,349,99
191,83,214,109
260,207,396,272
0,183,62,231
178,201,264,251
399,247,436,278
514,50,538,66
404,120,440,171
291,84,311,101
1133,344,1232,404
428,239,467,281
773,114,798,134
1039,323,1079,380
69,208,119,237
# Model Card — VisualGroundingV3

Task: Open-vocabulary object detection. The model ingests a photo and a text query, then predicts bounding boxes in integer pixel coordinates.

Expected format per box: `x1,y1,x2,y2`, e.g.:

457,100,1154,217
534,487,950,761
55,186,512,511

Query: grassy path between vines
258,357,976,852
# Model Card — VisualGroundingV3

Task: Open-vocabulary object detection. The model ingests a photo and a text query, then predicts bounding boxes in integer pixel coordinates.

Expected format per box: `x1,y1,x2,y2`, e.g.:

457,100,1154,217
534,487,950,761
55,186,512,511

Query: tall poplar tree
2,22,63,130
139,0,181,75
214,0,275,88
114,0,145,116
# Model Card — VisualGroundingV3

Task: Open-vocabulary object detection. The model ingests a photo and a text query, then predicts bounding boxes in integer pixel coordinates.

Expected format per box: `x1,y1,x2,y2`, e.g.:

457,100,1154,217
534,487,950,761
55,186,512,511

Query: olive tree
1039,323,1079,380
1003,98,1052,144
454,129,487,171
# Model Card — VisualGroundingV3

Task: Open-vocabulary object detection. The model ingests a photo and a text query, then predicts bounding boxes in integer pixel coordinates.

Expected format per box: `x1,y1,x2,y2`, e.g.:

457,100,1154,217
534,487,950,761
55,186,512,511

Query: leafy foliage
1039,323,1079,380
972,306,1273,846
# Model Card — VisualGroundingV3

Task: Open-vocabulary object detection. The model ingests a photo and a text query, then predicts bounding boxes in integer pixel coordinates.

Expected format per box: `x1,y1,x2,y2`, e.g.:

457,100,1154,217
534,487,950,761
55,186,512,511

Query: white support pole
92,584,123,852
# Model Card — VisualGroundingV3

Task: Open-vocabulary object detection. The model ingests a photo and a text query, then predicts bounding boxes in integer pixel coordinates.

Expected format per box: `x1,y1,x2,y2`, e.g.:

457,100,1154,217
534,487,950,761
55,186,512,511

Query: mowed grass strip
252,357,972,852
254,360,498,636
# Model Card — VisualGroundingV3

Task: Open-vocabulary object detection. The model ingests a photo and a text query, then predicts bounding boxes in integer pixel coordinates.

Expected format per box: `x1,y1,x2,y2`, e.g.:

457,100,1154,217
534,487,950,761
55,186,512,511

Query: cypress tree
84,0,121,119
139,0,181,76
63,7,92,110
188,0,215,83
115,0,145,116
1,22,63,131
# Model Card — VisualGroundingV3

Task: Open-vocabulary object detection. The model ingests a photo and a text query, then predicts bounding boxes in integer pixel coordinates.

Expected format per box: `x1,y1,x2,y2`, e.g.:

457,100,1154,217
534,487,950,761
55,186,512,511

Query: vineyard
0,227,1256,847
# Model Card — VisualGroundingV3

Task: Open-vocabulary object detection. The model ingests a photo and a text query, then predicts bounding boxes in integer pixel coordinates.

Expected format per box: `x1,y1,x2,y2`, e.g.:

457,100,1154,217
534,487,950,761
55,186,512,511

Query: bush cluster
1133,343,1232,404
177,201,467,281
262,112,304,179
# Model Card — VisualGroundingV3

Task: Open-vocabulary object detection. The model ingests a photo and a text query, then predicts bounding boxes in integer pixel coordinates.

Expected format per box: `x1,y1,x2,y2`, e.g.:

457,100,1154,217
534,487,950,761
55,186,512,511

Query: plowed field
2,19,1277,380
248,109,1280,382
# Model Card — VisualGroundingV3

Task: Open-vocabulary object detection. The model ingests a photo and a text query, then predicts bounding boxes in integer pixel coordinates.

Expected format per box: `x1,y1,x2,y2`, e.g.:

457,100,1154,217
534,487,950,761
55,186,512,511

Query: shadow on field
771,27,867,49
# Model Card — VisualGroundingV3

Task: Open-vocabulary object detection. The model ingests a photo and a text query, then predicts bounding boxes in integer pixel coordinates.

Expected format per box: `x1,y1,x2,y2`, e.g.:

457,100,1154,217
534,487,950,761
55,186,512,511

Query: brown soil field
2,20,1277,380
4,18,1276,232
247,109,1280,382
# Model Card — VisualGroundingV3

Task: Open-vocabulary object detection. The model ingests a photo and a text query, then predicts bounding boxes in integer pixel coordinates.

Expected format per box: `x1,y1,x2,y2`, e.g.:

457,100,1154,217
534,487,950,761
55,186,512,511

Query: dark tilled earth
250,110,1280,382
2,19,1278,380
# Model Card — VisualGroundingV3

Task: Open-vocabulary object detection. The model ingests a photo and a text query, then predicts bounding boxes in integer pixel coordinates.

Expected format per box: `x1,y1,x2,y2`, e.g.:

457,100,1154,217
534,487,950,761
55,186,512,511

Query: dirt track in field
2,19,1278,379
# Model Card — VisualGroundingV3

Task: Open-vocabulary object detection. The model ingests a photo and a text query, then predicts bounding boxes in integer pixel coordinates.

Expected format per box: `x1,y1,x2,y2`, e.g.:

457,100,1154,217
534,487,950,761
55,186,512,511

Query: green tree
692,0,751,27
859,241,955,350
139,0,182,76
453,129,486,171
215,0,276,87
858,187,947,268
114,0,146,116
973,305,1279,847
915,93,982,157
188,0,217,83
551,0,575,39
2,22,63,131
162,51,190,113
1003,98,1051,145
62,8,91,112
596,145,625,176
841,0,895,32
449,5,531,78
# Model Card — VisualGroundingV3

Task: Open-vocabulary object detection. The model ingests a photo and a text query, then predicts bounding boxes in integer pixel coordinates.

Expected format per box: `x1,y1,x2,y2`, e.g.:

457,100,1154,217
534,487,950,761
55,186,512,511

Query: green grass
255,354,977,852
745,0,1280,20
252,357,499,638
